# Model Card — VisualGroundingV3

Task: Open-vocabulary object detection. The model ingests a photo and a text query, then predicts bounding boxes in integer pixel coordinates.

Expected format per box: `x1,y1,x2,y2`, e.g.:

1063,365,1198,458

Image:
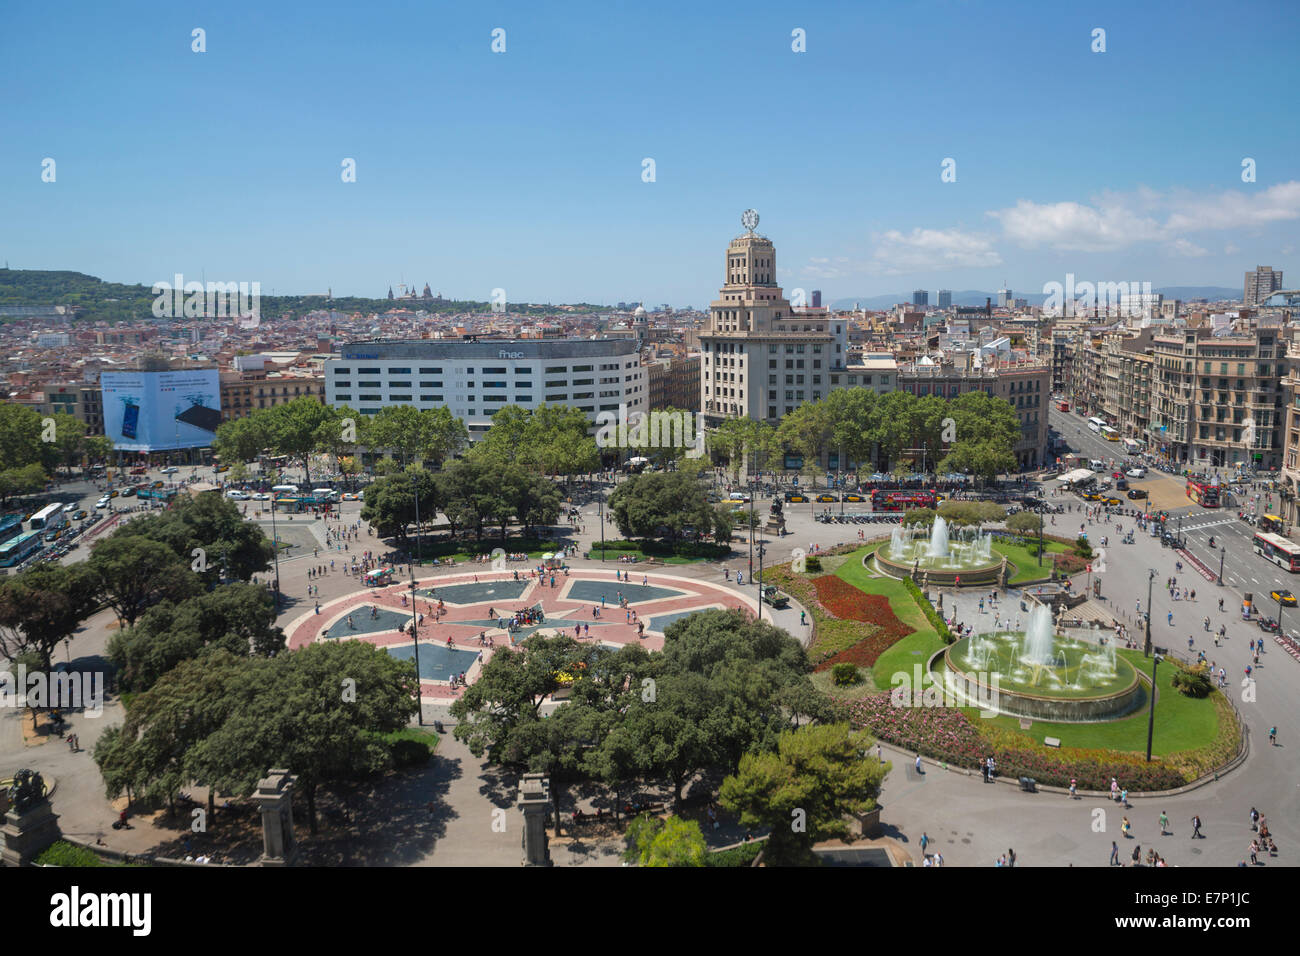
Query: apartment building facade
896,360,1050,470
220,369,326,423
1147,328,1283,468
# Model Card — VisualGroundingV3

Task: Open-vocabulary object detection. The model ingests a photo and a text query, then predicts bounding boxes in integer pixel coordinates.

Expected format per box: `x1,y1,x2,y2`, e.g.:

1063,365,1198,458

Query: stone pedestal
254,769,299,867
764,515,786,536
517,773,551,867
2,802,61,867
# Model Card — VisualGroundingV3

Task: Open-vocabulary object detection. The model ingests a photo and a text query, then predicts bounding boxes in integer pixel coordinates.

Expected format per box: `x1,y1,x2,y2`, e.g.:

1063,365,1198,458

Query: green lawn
834,544,948,689
992,537,1069,584
960,649,1220,756
586,547,700,565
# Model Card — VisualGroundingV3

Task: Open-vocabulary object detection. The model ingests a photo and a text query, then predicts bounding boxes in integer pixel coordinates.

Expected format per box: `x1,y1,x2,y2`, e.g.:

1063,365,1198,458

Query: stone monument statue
517,773,551,866
1,768,60,866
254,769,299,866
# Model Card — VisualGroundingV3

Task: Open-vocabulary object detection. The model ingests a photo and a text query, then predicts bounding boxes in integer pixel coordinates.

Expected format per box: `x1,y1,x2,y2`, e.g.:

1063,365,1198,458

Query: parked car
130,466,147,475
1126,467,1147,478
253,492,270,500
73,509,88,520
815,494,836,503
161,466,179,474
341,492,360,501
226,490,250,500
1126,489,1148,500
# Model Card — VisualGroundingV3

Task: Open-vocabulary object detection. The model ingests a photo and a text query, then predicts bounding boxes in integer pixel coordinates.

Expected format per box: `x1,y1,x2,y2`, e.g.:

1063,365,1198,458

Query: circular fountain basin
872,548,1004,587
940,633,1143,722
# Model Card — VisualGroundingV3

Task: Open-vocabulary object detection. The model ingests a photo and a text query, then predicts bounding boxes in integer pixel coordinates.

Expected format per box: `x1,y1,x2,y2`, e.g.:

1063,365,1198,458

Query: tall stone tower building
700,211,848,429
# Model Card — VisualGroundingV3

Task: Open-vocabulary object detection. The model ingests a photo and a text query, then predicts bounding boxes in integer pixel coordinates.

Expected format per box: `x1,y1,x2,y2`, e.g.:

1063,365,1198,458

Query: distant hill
827,285,1241,311
0,269,589,324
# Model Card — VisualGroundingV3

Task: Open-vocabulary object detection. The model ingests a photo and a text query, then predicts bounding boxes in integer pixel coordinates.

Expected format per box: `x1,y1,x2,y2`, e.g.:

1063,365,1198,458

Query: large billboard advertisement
100,370,222,451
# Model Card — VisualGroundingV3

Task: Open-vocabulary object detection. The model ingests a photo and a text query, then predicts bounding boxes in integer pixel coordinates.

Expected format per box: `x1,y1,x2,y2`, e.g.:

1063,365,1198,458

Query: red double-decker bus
872,490,939,511
1056,400,1070,412
1186,476,1221,508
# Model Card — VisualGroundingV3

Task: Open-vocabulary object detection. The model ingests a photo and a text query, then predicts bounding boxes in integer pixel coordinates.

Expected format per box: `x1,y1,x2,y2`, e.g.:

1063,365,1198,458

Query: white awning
1057,468,1095,484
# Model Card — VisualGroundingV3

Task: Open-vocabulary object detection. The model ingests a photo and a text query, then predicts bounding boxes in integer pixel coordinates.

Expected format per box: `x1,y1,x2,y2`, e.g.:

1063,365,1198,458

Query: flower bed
848,692,1210,791
812,576,911,641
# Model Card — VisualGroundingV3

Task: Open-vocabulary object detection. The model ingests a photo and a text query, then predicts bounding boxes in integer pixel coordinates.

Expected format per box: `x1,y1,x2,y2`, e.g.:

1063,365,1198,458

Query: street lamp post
599,498,605,562
409,573,424,727
748,452,755,578
1143,568,1155,658
1037,499,1044,567
1218,545,1225,586
1145,653,1162,762
756,541,766,622
270,496,282,608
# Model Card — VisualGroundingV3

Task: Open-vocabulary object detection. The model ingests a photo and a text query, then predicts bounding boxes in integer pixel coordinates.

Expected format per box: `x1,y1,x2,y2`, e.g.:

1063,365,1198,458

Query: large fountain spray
927,516,950,559
1021,604,1056,665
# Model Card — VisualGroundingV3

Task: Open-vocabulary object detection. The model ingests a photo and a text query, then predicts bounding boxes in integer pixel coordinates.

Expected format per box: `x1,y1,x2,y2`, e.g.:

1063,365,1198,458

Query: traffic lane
1162,513,1300,627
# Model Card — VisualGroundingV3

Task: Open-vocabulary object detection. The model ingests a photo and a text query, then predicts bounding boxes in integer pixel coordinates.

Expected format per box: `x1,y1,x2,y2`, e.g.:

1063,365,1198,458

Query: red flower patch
811,576,914,671
812,576,912,639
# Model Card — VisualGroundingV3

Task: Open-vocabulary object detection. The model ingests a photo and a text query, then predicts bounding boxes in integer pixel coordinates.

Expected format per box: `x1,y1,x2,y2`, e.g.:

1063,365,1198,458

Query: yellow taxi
816,493,836,503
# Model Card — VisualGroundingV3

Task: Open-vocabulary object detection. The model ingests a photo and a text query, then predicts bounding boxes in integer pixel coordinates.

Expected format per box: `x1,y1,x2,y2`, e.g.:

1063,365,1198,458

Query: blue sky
2,0,1298,307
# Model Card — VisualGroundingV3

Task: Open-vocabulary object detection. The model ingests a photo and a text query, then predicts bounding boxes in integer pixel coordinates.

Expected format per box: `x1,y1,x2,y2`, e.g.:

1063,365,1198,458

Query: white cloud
990,180,1300,252
869,228,1002,274
989,199,1164,251
1170,238,1209,257
1223,243,1239,255
801,229,1001,278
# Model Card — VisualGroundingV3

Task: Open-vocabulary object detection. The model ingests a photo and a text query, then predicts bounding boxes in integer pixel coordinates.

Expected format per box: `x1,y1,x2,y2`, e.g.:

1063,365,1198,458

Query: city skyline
3,0,1298,305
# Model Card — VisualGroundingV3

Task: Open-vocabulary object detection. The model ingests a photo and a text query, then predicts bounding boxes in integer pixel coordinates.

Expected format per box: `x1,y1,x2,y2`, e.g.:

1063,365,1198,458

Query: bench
1044,737,1061,749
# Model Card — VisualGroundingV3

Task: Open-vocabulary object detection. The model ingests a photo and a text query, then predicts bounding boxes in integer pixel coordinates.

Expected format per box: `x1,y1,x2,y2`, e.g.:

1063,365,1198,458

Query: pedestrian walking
1159,811,1169,835
1269,725,1277,745
915,753,923,775
1069,778,1077,799
1110,841,1120,866
1191,814,1202,838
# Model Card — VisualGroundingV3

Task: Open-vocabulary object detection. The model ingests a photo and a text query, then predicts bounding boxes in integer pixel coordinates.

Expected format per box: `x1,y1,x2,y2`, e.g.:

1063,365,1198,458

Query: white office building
325,339,646,439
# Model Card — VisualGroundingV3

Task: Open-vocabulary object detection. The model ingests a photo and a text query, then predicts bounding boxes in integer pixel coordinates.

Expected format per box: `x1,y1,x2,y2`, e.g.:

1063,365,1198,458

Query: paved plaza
5,486,1296,867
283,564,759,701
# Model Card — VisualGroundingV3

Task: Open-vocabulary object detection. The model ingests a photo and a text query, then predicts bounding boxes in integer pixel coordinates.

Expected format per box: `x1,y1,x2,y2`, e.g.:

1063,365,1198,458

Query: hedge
903,577,957,645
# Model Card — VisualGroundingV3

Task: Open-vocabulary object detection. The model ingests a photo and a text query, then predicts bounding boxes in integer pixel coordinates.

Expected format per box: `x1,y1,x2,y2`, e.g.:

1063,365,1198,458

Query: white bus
1087,417,1106,432
271,484,300,495
1123,438,1142,454
29,503,66,532
1254,531,1300,573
